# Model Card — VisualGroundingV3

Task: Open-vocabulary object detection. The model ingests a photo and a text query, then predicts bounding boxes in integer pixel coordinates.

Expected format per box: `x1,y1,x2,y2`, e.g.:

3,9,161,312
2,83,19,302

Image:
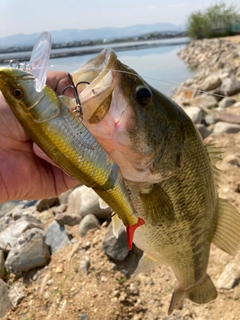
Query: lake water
1,38,194,96
49,43,193,96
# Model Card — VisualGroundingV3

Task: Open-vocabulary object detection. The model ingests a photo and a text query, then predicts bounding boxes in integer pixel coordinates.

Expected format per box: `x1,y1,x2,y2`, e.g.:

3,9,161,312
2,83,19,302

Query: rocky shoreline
0,37,240,319
172,37,240,138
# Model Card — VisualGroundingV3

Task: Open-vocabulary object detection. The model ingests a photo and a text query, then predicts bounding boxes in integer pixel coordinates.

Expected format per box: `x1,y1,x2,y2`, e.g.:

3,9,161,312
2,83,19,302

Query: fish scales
123,104,220,313
29,88,114,186
0,68,139,228
71,48,240,314
129,115,217,281
46,106,111,184
1,48,240,314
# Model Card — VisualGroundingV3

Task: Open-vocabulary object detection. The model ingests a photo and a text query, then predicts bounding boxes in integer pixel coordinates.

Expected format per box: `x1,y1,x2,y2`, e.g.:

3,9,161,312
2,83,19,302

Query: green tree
187,11,209,39
187,2,239,39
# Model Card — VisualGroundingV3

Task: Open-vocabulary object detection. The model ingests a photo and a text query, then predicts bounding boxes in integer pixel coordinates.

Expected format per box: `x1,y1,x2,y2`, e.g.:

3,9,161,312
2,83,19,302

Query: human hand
0,71,79,204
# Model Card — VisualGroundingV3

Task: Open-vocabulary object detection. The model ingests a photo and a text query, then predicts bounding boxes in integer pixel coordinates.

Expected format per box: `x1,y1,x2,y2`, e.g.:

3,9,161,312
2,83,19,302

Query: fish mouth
72,48,117,123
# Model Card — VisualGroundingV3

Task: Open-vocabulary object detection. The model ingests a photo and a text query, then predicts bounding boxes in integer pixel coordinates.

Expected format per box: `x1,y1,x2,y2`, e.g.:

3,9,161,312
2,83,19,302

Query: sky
0,0,239,38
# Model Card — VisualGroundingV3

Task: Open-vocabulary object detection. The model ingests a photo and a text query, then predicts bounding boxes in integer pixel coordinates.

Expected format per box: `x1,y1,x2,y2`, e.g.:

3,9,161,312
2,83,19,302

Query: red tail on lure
126,217,145,250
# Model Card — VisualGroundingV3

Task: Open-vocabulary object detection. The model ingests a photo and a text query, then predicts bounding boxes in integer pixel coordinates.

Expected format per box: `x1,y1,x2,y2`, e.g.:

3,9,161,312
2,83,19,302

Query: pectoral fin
212,197,240,255
139,183,174,223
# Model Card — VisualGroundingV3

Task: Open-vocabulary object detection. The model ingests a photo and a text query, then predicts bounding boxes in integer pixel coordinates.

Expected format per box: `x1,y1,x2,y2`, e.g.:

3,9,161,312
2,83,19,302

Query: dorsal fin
206,144,223,185
212,197,240,255
206,144,223,165
206,144,240,255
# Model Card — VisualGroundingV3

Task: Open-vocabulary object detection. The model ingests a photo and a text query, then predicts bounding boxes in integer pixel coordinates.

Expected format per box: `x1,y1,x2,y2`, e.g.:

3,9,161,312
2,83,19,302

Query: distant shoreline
0,38,189,64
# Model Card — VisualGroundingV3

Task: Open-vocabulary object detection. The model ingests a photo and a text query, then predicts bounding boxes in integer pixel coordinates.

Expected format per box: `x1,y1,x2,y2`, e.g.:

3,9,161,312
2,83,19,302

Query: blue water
49,43,193,96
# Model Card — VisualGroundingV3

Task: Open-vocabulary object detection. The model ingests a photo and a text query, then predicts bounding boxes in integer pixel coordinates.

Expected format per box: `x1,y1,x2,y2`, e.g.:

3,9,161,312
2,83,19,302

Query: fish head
0,68,42,106
73,48,186,183
0,67,60,123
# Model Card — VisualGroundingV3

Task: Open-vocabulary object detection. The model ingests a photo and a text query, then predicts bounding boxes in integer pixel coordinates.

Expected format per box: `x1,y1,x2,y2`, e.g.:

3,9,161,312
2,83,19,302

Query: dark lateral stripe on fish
192,240,208,282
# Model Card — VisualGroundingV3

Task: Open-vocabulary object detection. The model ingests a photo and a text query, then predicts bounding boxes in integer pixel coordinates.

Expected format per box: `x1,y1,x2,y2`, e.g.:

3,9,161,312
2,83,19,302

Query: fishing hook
62,73,89,118
9,62,89,119
109,212,116,220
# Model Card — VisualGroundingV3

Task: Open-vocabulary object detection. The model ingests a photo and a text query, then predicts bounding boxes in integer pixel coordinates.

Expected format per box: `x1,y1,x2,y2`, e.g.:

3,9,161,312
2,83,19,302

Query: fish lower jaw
116,159,159,183
121,166,166,184
122,170,151,183
111,156,165,183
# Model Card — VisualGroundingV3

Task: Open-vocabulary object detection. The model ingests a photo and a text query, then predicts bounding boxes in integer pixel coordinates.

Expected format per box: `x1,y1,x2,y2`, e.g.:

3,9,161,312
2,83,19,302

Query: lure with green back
0,67,139,231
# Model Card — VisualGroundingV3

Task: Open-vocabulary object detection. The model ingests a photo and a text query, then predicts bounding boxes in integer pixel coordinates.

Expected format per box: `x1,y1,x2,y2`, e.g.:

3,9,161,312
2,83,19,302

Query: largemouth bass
0,68,141,235
70,48,240,314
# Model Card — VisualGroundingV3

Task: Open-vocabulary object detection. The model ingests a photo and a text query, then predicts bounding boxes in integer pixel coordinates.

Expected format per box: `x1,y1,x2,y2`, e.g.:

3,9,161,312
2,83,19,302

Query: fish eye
13,88,24,99
135,86,152,106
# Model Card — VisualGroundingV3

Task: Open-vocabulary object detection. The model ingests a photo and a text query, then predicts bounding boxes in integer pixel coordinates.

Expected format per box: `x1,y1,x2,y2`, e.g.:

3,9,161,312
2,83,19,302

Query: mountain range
0,23,185,49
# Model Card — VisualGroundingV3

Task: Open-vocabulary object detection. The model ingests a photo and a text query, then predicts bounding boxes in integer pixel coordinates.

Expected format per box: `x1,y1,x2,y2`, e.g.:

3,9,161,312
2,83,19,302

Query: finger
0,92,29,141
33,143,79,184
46,71,68,92
46,71,75,97
33,143,59,167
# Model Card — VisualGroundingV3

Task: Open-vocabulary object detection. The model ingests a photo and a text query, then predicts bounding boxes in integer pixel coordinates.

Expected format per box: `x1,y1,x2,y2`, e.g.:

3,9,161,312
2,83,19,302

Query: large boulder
5,228,50,273
102,223,129,261
67,185,111,221
200,75,221,91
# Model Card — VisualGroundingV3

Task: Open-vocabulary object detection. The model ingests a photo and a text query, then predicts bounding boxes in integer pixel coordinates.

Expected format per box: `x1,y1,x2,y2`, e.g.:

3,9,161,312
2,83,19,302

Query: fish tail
187,274,218,304
168,274,217,315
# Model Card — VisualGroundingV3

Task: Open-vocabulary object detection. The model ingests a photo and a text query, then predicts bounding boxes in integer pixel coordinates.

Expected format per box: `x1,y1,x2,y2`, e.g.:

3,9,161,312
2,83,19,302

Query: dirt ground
3,36,240,320
4,129,240,320
221,35,240,44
